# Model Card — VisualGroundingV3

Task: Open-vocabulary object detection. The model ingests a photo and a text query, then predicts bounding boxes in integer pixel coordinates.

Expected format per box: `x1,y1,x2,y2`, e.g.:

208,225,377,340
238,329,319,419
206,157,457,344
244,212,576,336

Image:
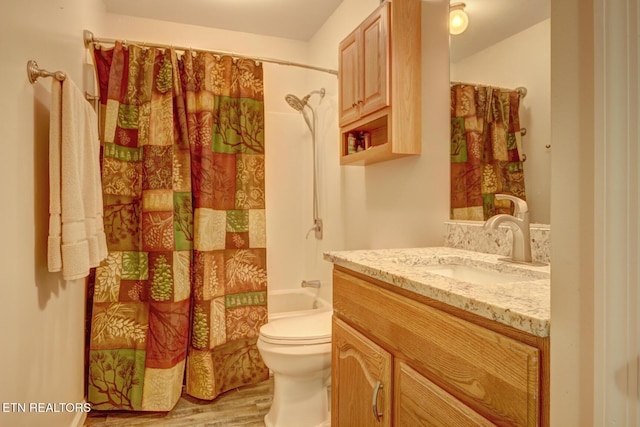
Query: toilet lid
259,310,332,345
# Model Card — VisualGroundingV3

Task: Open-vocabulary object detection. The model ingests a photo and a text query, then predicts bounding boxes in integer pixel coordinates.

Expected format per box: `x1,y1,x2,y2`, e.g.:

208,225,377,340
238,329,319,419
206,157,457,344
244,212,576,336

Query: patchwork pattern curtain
87,42,267,411
450,84,527,220
181,51,268,400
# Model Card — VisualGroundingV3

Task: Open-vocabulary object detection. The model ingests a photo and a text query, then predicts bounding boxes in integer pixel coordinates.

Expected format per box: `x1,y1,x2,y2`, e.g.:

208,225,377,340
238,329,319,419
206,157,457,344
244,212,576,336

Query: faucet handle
495,194,529,219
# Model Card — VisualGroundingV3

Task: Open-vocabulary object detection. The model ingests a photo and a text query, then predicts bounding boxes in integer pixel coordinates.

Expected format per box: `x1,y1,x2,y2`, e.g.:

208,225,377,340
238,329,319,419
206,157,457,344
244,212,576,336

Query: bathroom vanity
324,247,550,426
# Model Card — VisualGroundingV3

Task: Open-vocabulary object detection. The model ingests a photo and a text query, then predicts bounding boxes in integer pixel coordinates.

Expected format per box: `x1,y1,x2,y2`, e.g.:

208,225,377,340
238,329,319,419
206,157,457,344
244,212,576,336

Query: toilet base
264,372,331,427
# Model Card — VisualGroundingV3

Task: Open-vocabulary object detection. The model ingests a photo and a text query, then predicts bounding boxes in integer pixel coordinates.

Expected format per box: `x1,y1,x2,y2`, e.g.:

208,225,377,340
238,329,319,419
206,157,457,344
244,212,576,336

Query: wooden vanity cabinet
394,361,496,426
331,266,550,426
338,0,421,166
333,318,392,426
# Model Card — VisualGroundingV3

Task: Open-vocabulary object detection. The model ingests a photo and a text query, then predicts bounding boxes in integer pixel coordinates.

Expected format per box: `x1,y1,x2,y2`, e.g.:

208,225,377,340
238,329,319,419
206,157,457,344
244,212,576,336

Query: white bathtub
268,288,332,320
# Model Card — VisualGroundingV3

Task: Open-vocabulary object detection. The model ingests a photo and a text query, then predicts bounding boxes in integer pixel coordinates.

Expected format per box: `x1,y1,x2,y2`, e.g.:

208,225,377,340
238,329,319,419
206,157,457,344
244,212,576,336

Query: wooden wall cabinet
331,267,550,426
338,0,421,166
339,3,389,127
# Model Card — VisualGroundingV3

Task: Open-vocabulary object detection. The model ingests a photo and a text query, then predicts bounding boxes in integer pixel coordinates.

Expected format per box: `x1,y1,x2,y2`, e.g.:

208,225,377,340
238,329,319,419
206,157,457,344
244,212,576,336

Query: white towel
48,78,108,280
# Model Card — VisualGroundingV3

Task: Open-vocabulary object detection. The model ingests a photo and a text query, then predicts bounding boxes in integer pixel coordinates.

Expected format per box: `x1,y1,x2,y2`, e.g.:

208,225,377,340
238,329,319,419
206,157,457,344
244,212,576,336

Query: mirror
449,0,551,224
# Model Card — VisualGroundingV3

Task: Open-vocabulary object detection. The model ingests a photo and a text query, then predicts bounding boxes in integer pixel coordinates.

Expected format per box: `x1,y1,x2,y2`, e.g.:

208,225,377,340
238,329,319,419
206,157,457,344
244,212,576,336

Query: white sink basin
385,254,547,285
418,264,529,285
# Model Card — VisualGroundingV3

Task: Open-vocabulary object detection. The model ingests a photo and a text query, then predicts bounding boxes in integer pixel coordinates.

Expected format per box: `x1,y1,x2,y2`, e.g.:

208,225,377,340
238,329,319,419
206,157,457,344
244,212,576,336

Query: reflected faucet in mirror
484,194,534,264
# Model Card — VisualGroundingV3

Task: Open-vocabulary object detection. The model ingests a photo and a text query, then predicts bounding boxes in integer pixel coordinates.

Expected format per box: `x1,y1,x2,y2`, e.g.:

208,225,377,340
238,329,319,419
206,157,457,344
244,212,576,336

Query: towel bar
27,60,66,83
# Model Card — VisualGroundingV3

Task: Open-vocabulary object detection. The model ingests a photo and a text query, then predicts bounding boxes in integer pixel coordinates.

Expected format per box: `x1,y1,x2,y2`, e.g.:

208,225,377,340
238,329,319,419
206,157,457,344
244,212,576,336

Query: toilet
257,309,333,427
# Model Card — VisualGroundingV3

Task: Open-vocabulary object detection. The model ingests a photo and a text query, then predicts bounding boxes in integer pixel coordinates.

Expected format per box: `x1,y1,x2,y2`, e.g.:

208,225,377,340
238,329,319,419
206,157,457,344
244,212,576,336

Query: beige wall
451,19,551,224
552,0,640,424
0,3,450,424
550,0,596,424
302,0,451,301
6,0,634,425
0,1,105,426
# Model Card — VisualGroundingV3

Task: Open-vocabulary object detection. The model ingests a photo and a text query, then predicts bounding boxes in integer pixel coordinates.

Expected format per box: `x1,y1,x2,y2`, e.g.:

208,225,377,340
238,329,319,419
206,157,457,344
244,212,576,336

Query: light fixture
449,2,469,35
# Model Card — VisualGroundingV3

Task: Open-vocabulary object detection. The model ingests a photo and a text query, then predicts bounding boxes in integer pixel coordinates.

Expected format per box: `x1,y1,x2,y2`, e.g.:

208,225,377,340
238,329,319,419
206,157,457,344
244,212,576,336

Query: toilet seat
259,310,332,345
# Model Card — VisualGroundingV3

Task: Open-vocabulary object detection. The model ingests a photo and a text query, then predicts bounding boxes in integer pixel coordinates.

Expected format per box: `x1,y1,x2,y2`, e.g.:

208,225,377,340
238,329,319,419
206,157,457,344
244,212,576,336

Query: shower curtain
86,42,268,411
450,83,527,220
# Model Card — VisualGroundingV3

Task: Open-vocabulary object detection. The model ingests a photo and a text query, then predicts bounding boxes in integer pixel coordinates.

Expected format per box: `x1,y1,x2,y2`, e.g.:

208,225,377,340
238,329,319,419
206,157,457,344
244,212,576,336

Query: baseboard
69,400,88,427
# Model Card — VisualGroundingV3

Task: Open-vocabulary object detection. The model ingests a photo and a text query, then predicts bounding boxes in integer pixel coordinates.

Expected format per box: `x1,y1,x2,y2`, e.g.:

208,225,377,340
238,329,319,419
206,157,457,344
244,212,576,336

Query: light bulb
449,5,469,35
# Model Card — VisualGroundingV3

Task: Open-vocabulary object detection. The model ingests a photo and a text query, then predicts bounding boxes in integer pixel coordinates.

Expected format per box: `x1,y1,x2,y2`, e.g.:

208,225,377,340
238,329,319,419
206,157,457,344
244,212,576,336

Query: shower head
285,94,307,112
284,88,326,112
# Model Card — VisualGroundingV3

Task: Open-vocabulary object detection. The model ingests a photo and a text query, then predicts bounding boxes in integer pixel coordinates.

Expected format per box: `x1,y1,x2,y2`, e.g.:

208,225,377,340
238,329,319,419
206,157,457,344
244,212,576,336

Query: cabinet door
332,318,392,427
395,361,497,427
359,2,389,117
339,31,360,127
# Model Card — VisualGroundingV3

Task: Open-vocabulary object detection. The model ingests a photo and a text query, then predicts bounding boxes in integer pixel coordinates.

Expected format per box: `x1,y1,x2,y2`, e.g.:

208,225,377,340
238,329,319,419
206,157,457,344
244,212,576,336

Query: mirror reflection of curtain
450,83,527,220
87,42,268,411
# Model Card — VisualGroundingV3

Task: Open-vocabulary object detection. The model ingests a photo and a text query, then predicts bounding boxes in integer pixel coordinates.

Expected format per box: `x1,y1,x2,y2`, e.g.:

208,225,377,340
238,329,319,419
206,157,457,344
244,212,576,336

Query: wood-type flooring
84,377,273,426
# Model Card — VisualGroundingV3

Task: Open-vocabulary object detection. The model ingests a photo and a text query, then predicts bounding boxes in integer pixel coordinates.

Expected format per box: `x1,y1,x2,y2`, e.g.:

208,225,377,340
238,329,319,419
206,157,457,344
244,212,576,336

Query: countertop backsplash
444,220,551,264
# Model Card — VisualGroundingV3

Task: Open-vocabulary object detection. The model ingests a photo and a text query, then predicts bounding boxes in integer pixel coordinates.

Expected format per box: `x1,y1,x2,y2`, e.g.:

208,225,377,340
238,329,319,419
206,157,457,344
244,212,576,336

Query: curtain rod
451,81,527,98
83,30,338,77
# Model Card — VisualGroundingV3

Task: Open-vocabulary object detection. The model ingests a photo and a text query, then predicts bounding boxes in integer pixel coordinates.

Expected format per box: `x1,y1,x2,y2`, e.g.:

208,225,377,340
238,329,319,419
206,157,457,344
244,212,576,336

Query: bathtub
268,288,332,320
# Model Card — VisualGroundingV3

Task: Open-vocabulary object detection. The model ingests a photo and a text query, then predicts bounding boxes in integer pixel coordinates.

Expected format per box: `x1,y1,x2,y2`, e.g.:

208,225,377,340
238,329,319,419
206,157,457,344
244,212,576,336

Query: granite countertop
324,247,550,337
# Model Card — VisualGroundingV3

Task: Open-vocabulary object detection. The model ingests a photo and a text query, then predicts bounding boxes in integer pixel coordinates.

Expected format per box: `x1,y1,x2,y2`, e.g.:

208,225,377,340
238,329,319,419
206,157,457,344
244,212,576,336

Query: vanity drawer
333,268,540,426
394,360,496,426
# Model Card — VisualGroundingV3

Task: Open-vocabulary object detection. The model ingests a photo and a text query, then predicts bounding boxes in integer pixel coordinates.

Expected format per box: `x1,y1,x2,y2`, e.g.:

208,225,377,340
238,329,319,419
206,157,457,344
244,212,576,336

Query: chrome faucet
301,280,321,288
484,194,533,264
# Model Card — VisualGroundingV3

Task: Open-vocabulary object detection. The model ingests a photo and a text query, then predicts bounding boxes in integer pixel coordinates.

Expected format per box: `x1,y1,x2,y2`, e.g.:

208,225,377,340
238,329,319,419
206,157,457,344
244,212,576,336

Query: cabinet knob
357,99,363,104
372,380,384,422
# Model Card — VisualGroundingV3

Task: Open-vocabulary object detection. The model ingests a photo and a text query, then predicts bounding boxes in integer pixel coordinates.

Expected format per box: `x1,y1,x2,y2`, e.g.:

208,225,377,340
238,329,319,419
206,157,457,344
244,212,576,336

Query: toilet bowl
257,309,332,427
